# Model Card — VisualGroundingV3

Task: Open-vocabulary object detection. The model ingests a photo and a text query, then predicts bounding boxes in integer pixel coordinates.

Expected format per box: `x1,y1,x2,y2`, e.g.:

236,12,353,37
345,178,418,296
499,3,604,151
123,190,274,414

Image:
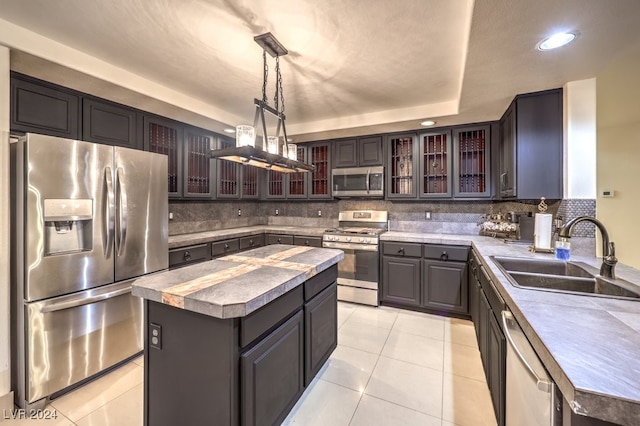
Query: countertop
168,225,327,249
132,245,343,319
383,231,640,425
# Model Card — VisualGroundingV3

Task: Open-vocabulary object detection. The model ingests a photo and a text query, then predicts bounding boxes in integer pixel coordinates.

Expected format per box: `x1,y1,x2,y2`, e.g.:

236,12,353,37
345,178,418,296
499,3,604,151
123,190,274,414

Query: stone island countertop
382,231,640,425
132,245,344,319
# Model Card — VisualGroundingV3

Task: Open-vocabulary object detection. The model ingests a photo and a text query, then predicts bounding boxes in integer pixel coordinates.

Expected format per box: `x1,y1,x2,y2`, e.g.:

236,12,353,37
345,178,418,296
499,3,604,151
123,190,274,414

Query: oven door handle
322,241,378,251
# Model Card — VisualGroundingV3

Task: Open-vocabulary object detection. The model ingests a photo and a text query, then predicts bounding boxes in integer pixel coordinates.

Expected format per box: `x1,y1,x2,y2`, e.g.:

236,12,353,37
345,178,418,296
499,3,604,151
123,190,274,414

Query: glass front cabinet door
387,133,418,198
453,125,491,198
419,131,452,198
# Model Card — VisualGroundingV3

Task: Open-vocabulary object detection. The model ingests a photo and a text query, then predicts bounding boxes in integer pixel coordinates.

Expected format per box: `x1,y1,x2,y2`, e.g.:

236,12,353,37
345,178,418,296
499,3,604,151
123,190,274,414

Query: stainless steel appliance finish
502,310,559,426
11,134,168,409
332,166,384,197
322,210,388,306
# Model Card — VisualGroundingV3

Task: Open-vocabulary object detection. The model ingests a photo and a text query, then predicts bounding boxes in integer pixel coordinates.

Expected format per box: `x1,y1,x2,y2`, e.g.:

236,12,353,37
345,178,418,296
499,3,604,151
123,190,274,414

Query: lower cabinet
304,284,337,385
168,243,210,269
381,256,421,307
422,260,468,314
267,234,294,245
471,250,506,426
381,242,469,317
241,311,305,426
488,310,506,426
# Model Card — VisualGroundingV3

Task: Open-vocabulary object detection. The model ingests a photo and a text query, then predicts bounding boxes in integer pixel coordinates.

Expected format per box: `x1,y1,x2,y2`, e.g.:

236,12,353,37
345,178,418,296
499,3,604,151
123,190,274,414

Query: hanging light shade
210,32,314,173
236,125,256,148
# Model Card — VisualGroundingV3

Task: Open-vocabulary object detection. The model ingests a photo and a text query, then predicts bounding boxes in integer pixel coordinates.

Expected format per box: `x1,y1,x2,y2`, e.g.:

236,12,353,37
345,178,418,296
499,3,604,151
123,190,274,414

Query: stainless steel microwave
332,166,384,197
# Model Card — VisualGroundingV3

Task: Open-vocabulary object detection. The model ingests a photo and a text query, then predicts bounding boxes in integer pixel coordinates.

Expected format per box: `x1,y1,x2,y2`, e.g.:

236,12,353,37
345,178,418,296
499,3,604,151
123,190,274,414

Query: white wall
0,45,12,412
596,41,640,268
564,79,597,199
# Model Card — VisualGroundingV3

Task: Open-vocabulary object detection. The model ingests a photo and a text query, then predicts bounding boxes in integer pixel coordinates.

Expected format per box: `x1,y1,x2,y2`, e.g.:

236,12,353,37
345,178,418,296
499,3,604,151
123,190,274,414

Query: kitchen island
132,244,344,426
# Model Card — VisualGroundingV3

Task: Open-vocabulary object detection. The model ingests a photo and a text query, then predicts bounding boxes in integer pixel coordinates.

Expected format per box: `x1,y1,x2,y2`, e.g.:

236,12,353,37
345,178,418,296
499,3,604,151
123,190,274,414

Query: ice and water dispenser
43,199,93,255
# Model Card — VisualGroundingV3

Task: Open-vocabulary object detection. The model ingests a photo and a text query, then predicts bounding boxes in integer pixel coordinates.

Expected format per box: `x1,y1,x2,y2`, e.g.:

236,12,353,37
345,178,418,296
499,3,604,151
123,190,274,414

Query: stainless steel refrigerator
10,133,168,409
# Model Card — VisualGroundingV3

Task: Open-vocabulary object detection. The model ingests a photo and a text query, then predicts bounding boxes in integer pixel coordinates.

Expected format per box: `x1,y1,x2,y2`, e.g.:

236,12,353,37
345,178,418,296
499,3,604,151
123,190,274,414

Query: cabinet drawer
168,244,209,269
267,234,294,245
424,245,469,262
239,234,265,250
304,265,337,301
382,242,422,257
240,285,304,348
294,236,322,248
211,239,240,258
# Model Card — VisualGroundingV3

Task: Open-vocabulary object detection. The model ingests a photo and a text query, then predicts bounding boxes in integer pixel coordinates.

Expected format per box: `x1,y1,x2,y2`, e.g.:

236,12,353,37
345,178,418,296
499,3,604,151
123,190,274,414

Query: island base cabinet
145,301,238,426
304,284,338,385
241,311,304,426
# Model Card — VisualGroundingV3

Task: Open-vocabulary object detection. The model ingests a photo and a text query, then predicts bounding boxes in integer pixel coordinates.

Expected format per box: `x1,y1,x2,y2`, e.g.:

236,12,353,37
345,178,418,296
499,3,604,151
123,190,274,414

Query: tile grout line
345,308,399,426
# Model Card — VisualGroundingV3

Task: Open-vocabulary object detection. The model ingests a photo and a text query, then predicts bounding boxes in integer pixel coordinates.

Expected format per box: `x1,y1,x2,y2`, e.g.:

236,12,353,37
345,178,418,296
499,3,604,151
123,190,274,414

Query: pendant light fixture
210,32,314,173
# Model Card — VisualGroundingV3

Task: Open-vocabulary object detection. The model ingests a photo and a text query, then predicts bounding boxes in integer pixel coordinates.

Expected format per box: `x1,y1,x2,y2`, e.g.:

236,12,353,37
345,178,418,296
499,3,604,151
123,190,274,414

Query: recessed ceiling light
537,32,577,51
420,120,436,127
223,128,235,133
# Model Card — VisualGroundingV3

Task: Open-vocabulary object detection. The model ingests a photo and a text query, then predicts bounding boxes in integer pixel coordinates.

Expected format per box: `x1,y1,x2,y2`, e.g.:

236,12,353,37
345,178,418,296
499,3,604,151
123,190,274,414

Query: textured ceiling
1,0,640,141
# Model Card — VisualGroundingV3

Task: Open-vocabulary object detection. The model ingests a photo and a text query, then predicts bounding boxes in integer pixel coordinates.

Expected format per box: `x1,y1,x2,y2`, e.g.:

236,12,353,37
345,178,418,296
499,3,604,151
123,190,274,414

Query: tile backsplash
167,198,591,236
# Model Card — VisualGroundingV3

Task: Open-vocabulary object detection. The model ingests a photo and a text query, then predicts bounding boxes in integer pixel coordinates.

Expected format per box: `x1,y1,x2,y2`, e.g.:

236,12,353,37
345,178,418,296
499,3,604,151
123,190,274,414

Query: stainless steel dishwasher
502,310,560,426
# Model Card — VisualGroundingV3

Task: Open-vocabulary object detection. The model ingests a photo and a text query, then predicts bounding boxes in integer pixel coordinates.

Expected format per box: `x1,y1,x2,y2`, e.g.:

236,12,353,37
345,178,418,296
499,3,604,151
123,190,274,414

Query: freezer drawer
23,281,142,404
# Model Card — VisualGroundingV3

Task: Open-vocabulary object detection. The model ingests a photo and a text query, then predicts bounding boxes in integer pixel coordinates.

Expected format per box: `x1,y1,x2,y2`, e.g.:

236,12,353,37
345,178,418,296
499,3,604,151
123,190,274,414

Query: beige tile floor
3,303,496,426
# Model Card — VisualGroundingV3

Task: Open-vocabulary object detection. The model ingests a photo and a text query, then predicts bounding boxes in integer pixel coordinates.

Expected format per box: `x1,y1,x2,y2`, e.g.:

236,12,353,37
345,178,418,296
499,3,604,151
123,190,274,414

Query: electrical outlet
169,212,174,220
238,209,242,216
318,210,322,217
150,323,162,350
275,209,279,215
425,211,432,220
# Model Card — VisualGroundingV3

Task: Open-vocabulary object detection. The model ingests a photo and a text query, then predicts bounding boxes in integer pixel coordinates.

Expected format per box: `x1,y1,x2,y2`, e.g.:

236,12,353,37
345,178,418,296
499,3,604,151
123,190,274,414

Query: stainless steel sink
491,256,640,300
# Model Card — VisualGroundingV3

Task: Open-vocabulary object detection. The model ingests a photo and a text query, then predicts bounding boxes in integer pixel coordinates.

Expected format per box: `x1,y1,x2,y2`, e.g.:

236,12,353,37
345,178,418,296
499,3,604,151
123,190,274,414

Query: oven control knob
359,237,364,242
346,237,351,242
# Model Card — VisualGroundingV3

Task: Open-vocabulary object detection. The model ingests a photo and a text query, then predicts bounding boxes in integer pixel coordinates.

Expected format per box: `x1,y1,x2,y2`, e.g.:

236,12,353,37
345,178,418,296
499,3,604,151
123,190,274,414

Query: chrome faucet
558,216,617,279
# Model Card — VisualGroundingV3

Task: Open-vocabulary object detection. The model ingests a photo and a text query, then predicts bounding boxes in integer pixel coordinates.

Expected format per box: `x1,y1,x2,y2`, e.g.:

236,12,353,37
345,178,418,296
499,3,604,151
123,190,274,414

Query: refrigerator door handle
104,167,115,257
39,286,132,313
116,167,128,256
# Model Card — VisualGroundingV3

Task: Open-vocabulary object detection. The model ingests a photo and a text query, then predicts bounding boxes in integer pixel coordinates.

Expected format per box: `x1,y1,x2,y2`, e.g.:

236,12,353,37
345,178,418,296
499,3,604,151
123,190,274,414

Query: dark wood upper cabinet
308,142,332,199
333,139,357,168
216,136,240,199
419,130,452,198
287,145,308,199
183,126,215,199
386,133,418,198
82,97,141,149
453,124,491,198
10,73,80,139
358,136,383,166
499,89,563,200
143,115,183,198
333,136,383,168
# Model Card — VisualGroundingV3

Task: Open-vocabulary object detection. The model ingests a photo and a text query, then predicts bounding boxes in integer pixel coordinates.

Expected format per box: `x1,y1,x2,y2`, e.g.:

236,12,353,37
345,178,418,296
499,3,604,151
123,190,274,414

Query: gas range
322,210,388,306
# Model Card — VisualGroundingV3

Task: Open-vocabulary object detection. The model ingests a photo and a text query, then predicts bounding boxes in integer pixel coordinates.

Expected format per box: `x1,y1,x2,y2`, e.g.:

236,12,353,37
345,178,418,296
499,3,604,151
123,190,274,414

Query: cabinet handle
440,251,449,261
183,251,191,261
500,172,507,190
224,243,230,250
305,240,310,246
277,238,282,243
398,247,405,255
249,240,254,246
